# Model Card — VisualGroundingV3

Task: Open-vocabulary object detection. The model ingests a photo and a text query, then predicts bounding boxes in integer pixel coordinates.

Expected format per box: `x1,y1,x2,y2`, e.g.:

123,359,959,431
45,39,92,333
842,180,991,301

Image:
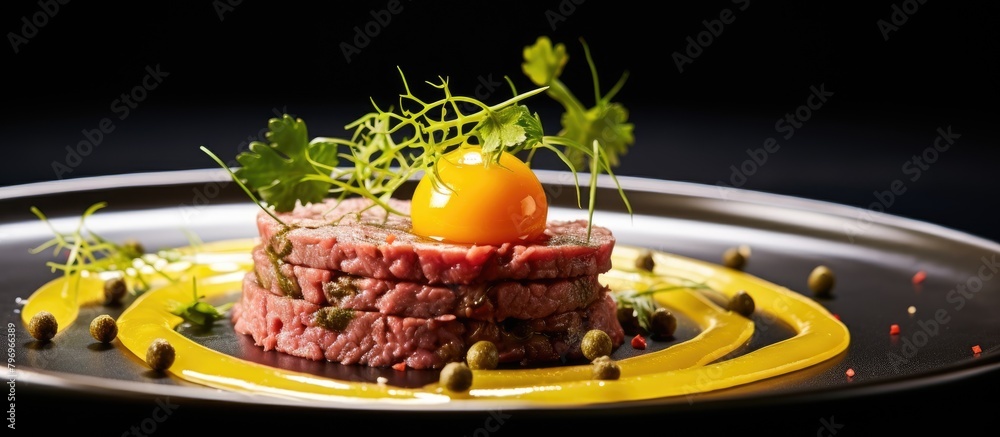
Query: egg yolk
411,146,548,245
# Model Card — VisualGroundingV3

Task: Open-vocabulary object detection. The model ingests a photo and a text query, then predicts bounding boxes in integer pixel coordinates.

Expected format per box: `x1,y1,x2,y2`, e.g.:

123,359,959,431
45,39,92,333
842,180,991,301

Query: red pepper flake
972,345,983,355
832,313,841,321
889,324,900,335
385,234,396,244
631,334,647,350
845,368,855,378
392,362,406,371
912,270,926,284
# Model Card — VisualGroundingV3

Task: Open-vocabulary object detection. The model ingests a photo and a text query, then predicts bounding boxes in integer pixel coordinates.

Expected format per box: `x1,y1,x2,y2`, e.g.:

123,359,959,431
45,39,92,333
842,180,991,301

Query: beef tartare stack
232,197,624,370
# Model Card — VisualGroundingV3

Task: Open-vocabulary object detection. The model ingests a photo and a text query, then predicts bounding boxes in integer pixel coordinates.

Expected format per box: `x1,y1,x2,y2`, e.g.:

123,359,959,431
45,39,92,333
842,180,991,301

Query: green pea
591,356,621,380
727,290,755,317
440,362,473,392
581,329,613,361
723,246,749,270
808,265,835,297
650,308,677,339
617,306,644,336
635,250,655,272
466,340,499,370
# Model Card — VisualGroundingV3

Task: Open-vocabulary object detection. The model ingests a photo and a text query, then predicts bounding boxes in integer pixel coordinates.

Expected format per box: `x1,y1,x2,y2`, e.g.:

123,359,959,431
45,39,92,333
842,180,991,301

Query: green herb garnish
205,36,634,240
522,36,635,169
233,115,340,213
28,202,185,299
224,74,553,216
169,278,232,328
614,279,716,333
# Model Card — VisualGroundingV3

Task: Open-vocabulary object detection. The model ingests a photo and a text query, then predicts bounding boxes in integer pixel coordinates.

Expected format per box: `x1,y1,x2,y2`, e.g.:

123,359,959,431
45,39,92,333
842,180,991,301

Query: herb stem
200,146,287,227
545,79,587,119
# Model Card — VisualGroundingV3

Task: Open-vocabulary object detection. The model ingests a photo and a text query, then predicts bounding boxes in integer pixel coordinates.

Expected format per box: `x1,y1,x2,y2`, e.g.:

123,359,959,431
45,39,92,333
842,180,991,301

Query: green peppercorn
146,338,176,372
89,314,118,343
808,265,835,297
617,307,644,336
466,340,499,370
635,250,655,272
581,329,613,361
649,307,677,340
122,239,145,260
728,290,755,317
723,246,750,270
439,362,473,392
28,311,58,342
104,276,127,305
591,355,621,380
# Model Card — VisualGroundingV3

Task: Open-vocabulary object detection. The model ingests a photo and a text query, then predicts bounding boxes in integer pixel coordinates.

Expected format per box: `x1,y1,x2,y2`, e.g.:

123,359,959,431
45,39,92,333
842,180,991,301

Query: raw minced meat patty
252,243,607,322
232,271,625,369
257,198,616,285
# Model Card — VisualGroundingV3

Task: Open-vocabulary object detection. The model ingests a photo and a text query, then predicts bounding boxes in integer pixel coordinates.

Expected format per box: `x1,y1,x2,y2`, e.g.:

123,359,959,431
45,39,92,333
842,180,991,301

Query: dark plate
4,169,999,432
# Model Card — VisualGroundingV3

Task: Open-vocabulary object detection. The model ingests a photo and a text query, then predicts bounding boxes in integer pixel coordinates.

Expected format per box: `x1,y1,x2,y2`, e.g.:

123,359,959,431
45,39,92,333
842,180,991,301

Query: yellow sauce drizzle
23,239,849,407
21,240,255,334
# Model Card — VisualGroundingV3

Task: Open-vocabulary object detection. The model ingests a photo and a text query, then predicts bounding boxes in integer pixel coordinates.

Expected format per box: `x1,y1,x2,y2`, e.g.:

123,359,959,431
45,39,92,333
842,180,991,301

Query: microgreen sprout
613,278,718,333
206,35,634,241
28,202,187,300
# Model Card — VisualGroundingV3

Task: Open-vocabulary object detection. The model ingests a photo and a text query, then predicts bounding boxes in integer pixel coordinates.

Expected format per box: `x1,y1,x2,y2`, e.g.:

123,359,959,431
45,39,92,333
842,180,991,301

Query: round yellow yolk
411,146,548,245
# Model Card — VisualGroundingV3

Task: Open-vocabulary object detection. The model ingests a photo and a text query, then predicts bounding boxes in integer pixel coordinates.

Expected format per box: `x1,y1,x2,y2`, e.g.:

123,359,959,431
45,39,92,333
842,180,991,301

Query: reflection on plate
3,169,1000,417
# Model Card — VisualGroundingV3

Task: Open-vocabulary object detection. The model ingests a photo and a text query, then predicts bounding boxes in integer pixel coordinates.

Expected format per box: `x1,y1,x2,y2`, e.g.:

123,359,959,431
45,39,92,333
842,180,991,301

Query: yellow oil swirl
23,240,849,407
20,240,254,334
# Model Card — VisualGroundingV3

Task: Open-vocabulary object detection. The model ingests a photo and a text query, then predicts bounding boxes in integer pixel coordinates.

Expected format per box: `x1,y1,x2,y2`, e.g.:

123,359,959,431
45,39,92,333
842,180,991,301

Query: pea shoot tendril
28,202,198,301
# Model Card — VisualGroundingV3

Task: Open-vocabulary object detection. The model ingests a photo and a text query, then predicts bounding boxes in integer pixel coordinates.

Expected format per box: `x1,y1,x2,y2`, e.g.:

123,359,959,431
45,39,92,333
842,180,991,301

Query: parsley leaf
234,115,339,212
560,102,634,168
475,105,544,156
522,36,568,89
522,36,635,168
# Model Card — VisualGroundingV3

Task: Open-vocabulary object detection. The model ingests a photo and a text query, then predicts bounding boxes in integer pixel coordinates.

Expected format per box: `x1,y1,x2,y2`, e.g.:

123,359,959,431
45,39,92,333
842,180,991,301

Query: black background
5,0,999,244
4,0,998,241
4,0,1000,434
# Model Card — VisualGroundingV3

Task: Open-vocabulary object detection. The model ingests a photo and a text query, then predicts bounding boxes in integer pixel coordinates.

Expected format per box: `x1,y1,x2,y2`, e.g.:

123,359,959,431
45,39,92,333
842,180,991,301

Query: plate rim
7,168,1000,413
5,168,996,251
